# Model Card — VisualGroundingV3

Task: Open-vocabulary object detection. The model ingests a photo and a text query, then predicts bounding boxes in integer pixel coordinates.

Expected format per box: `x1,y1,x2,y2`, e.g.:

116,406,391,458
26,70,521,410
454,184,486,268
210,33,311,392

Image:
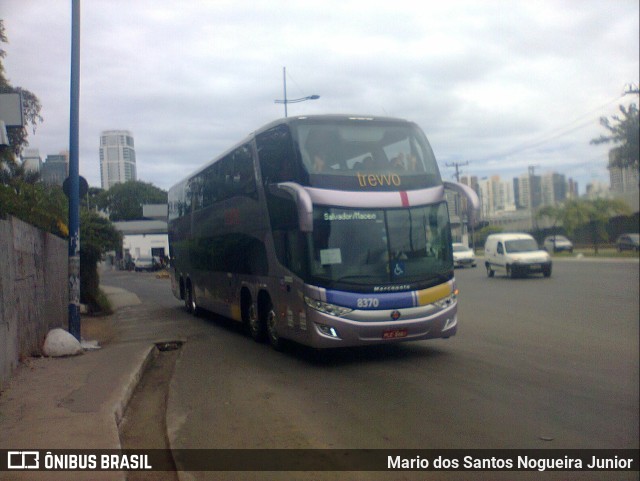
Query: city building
99,130,136,190
478,175,516,218
541,172,567,205
609,164,639,194
41,152,69,186
21,148,42,174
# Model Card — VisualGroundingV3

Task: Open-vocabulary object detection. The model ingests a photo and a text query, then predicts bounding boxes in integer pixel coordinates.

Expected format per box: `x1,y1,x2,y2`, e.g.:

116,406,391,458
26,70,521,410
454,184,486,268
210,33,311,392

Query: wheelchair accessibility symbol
392,261,405,277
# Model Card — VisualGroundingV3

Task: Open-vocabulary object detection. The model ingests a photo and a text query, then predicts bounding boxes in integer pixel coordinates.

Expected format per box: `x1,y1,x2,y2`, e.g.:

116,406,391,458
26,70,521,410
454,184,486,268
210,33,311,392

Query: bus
167,115,479,349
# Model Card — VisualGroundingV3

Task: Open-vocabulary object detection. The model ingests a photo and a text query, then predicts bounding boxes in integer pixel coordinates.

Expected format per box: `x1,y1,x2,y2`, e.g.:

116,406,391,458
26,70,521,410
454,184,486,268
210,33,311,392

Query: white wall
122,233,169,259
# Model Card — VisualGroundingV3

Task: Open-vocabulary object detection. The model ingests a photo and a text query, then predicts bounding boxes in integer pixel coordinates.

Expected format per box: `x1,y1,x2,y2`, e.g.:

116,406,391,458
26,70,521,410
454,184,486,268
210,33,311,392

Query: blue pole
68,0,81,340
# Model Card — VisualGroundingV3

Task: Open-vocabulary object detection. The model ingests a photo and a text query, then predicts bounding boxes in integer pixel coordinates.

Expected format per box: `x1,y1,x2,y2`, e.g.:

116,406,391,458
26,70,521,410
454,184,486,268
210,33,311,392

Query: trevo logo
8,451,40,469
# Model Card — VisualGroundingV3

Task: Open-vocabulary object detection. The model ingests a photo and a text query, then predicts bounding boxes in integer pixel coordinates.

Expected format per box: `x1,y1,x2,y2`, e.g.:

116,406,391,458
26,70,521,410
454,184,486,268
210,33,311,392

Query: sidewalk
0,285,153,481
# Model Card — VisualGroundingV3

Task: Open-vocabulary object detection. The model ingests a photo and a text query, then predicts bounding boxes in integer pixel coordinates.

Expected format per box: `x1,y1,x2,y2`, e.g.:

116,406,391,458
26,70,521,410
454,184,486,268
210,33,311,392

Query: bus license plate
383,329,408,339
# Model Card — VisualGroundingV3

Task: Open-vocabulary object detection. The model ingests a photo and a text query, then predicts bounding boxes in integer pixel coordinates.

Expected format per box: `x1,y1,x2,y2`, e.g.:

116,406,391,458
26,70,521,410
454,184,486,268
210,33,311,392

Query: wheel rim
185,285,192,312
248,304,260,337
267,309,279,345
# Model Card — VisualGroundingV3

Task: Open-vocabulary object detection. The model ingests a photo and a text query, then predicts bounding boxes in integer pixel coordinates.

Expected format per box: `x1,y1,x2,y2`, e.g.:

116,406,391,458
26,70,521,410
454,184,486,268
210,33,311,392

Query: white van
484,233,552,278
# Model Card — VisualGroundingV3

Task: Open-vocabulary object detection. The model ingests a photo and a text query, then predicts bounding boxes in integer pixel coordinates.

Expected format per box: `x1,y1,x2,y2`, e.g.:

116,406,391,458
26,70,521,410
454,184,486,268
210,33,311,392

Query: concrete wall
0,215,67,390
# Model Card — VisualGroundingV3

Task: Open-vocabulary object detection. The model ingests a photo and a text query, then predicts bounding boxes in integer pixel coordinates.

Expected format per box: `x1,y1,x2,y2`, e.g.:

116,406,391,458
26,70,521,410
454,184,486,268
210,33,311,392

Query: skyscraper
99,130,136,190
42,151,69,186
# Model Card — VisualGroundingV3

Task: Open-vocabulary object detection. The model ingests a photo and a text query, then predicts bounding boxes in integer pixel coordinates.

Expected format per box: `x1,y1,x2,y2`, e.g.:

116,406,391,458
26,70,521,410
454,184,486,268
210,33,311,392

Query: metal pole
283,66,288,117
68,0,81,340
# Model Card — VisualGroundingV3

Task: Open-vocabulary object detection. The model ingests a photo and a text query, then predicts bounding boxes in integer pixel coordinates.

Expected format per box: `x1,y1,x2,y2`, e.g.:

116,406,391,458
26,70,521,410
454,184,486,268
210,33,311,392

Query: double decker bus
168,115,479,349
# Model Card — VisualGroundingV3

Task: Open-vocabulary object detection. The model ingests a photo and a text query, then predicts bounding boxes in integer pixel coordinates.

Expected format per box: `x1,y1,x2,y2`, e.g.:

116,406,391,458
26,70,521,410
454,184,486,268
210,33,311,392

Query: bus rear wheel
184,281,193,313
248,303,265,342
266,305,283,351
185,281,200,315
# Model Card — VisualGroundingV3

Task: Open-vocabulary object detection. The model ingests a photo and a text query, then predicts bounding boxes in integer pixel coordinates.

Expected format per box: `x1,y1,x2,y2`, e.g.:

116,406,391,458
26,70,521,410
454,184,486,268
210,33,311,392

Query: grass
552,247,639,258
471,246,639,258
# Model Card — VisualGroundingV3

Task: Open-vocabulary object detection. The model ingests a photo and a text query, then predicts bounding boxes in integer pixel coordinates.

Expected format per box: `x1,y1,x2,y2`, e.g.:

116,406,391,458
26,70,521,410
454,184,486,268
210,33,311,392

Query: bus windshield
307,202,452,289
292,119,442,191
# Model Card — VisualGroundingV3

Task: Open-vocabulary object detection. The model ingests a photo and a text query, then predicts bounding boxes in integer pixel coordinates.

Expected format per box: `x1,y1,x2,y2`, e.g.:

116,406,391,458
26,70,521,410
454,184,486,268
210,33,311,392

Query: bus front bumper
303,303,458,349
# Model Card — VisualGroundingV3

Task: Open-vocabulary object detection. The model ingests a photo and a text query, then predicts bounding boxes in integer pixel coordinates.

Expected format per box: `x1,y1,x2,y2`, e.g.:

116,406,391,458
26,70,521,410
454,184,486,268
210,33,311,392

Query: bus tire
248,302,265,342
266,303,283,351
184,280,193,314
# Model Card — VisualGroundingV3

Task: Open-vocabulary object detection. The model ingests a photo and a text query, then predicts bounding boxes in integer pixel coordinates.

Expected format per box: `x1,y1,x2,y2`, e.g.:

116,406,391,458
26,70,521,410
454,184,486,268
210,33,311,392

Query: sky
2,0,638,193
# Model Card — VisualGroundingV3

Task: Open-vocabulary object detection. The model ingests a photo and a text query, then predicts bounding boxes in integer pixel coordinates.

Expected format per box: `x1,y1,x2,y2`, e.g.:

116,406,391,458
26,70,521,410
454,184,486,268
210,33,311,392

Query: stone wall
0,215,67,390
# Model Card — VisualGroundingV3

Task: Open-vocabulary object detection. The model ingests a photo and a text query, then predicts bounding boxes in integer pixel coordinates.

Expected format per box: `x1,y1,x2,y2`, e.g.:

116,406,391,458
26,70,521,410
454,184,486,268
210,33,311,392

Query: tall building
609,164,639,193
567,178,579,199
100,130,136,190
41,152,69,186
514,169,542,210
541,172,567,205
21,148,42,174
478,175,516,217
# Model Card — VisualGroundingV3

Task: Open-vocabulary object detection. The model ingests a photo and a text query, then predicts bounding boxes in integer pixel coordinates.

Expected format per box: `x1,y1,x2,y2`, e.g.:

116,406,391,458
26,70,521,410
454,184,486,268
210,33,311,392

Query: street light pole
68,0,81,340
283,67,288,118
274,67,320,117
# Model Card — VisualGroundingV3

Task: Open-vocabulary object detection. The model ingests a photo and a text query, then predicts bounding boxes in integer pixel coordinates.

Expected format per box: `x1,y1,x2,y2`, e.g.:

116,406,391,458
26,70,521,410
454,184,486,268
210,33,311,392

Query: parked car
615,233,640,252
543,235,574,253
452,243,476,268
484,233,552,278
133,257,159,272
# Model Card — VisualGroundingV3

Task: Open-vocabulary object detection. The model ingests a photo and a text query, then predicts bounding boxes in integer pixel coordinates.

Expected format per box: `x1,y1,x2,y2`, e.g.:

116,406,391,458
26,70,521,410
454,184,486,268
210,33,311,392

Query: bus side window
256,125,296,184
233,144,257,197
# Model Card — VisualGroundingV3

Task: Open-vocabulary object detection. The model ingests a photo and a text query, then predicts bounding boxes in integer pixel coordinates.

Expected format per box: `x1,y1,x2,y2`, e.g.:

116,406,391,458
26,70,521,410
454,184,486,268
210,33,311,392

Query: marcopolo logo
8,451,39,469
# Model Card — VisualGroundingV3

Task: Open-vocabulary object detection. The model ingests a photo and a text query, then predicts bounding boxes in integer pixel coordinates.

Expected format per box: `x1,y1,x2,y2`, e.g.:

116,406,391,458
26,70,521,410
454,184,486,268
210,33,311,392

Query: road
103,259,639,480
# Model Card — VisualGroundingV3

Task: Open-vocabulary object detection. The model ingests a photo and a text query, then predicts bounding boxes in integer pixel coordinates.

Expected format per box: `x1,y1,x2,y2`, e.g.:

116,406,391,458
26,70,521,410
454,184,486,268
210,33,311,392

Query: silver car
452,243,476,268
543,235,573,253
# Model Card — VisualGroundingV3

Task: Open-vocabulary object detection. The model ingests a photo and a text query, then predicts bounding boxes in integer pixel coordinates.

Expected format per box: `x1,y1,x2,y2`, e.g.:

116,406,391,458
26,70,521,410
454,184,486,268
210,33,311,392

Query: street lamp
274,67,320,117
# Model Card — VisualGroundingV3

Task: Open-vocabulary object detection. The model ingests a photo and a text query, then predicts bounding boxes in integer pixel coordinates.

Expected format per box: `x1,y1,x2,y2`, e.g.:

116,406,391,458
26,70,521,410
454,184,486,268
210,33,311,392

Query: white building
113,220,168,262
478,175,516,218
99,130,136,190
21,148,42,174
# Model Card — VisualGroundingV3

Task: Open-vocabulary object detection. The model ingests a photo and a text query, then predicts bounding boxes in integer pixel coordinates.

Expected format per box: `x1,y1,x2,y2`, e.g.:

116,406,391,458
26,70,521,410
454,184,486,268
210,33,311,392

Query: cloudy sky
2,0,638,192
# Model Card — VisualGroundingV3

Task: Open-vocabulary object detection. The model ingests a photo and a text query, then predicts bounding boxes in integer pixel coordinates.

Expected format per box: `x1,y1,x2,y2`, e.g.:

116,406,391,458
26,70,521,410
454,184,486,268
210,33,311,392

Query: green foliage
0,182,68,237
95,180,167,221
591,103,639,171
1,21,43,159
1,19,120,312
472,224,504,248
80,209,122,312
537,198,630,253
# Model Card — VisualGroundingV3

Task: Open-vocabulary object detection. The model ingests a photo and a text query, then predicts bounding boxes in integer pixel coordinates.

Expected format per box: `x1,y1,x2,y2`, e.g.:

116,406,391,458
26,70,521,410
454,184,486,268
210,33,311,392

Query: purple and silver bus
168,115,479,349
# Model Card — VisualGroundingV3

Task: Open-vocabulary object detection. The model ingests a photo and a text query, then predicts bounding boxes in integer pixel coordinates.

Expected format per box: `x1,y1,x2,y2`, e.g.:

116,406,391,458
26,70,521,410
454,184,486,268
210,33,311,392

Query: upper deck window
292,119,442,191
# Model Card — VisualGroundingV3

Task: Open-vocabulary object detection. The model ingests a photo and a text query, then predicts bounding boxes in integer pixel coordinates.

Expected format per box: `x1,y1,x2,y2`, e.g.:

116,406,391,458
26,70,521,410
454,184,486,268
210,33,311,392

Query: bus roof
170,114,417,190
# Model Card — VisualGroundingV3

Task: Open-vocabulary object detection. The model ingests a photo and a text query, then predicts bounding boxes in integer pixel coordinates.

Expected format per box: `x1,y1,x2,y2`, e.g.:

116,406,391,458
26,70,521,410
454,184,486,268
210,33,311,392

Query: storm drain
118,341,183,481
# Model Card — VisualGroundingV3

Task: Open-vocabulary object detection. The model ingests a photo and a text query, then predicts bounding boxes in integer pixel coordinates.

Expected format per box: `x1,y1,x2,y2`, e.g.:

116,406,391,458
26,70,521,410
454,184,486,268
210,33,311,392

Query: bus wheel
248,303,265,343
184,281,193,313
266,305,283,351
185,281,201,315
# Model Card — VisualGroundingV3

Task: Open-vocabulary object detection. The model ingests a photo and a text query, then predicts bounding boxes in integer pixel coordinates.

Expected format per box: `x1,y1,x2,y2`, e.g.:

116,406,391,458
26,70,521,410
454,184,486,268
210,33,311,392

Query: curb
112,344,158,428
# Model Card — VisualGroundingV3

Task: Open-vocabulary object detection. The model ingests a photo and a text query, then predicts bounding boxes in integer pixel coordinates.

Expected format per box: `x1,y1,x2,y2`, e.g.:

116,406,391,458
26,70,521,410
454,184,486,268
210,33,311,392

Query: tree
80,209,122,313
1,20,43,160
537,198,630,254
590,103,639,171
95,180,167,221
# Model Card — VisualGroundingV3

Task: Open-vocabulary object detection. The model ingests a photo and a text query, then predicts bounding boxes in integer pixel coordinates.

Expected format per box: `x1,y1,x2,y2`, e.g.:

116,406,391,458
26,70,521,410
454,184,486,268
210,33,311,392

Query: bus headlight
433,293,457,309
304,296,353,317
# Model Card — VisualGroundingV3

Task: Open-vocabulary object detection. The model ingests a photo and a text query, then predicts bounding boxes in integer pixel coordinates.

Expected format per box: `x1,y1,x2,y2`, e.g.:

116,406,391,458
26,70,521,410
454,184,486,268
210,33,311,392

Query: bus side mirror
443,181,481,227
271,182,314,233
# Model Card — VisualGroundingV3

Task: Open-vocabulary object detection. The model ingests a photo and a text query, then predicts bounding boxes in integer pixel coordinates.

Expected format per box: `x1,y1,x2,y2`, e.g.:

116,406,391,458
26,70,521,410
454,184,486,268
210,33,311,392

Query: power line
445,161,468,181
469,94,625,163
